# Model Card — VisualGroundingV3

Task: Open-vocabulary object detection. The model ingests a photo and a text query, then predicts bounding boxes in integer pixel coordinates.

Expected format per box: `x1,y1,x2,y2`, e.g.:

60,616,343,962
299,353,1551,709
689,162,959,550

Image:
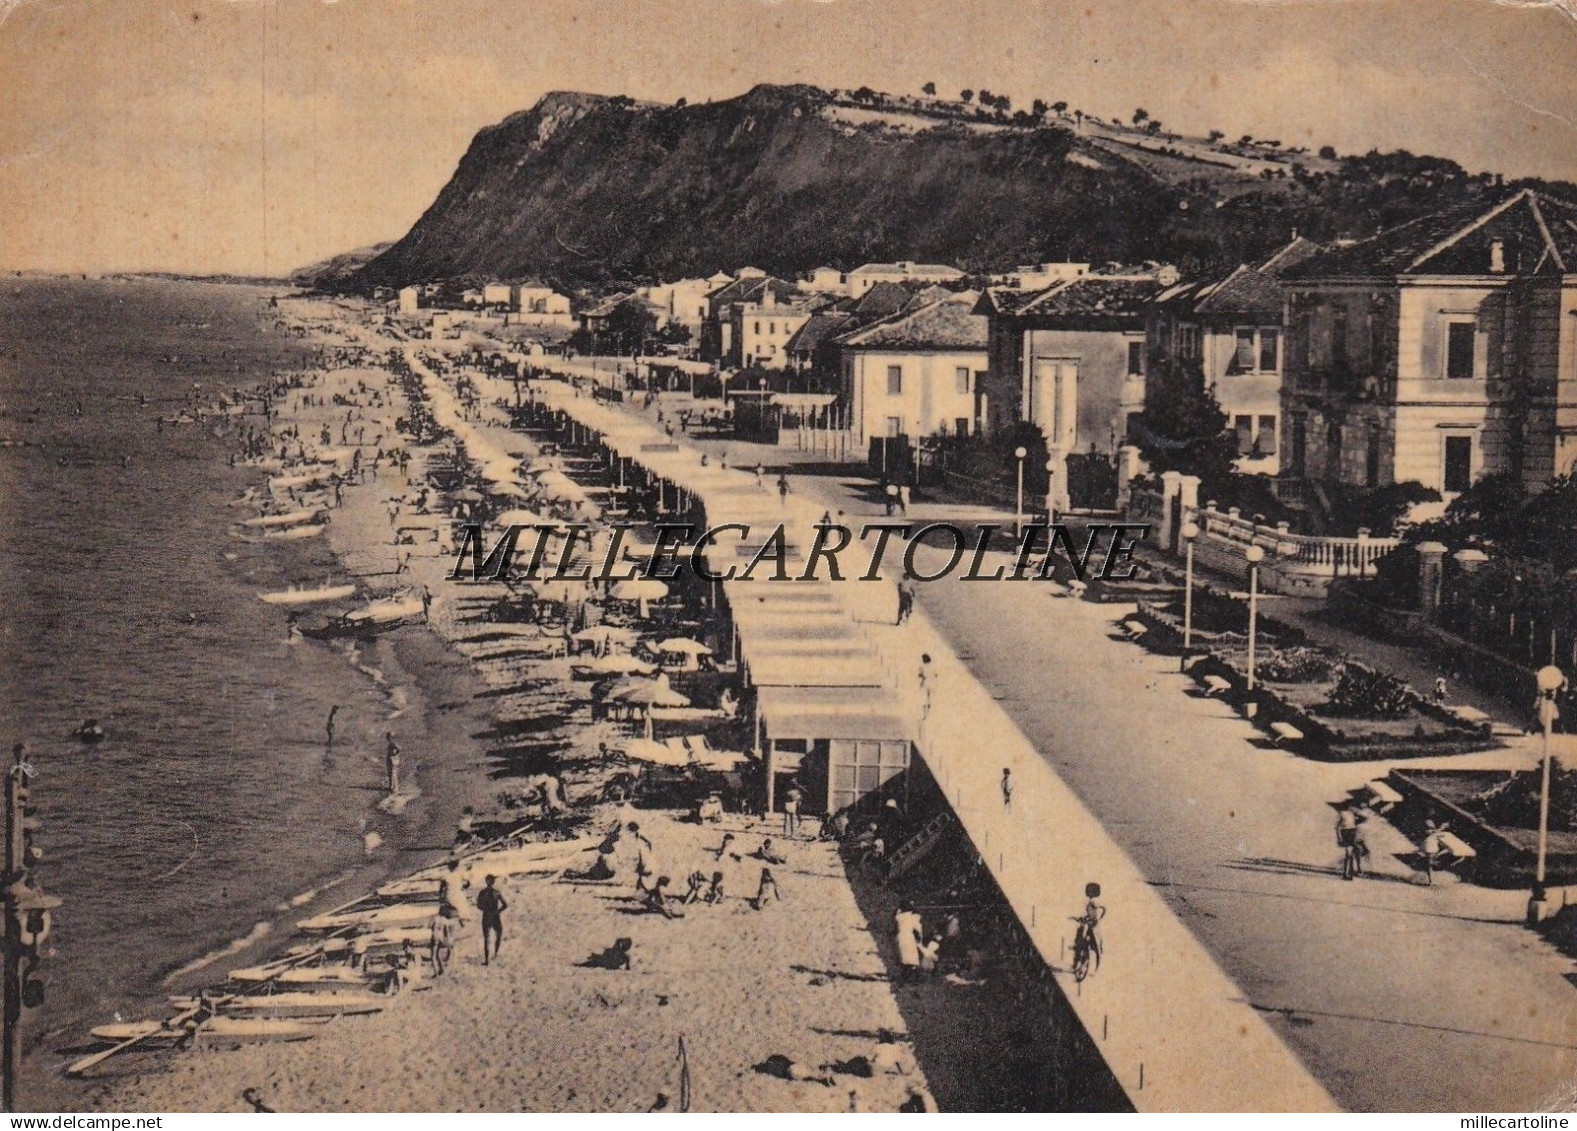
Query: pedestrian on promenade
898,483,911,515
1079,882,1107,971
385,732,402,795
918,655,934,721
884,482,899,517
476,874,507,964
1344,813,1372,881
325,706,340,749
897,579,914,624
755,464,765,489
783,781,804,838
777,473,790,505
1001,767,1014,811
1421,819,1446,885
429,905,457,975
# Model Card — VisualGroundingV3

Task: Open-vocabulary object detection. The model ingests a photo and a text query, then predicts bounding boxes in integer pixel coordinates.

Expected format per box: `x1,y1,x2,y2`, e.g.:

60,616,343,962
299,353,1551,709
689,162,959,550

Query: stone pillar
1158,471,1183,552
1177,474,1200,522
1115,445,1144,513
1416,541,1447,621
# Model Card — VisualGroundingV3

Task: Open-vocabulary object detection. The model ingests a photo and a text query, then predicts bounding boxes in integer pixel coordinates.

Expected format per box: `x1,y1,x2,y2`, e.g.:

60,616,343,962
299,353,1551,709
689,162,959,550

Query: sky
1,0,1575,276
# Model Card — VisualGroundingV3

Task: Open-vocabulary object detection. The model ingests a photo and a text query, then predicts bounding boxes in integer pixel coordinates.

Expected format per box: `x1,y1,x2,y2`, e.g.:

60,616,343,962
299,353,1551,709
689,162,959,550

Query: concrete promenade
505,376,1340,1111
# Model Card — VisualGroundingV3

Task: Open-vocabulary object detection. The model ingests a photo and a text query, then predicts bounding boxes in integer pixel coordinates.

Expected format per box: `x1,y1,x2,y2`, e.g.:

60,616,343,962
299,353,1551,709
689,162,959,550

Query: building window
1256,415,1277,457
1178,323,1200,360
886,366,903,395
1332,306,1349,366
885,416,902,438
1446,322,1476,379
1234,414,1254,455
1444,434,1473,493
955,367,970,394
1259,329,1279,373
754,321,761,335
1127,341,1144,376
955,417,970,437
1235,329,1256,371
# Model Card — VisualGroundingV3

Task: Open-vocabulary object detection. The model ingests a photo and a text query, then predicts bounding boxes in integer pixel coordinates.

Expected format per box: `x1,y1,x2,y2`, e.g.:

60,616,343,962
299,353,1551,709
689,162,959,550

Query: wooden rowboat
257,583,356,606
89,1015,327,1046
171,991,385,1018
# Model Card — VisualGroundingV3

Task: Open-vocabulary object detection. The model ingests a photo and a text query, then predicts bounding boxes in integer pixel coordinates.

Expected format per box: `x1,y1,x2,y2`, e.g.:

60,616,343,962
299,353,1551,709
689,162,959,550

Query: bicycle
1069,915,1098,982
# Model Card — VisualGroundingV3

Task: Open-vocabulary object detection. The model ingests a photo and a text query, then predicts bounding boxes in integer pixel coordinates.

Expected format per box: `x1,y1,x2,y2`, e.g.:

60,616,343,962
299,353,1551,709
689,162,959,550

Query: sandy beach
60,295,1052,1112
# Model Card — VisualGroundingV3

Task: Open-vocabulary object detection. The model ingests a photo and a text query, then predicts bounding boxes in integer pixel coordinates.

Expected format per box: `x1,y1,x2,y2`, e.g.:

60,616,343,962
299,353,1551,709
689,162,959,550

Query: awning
757,686,912,743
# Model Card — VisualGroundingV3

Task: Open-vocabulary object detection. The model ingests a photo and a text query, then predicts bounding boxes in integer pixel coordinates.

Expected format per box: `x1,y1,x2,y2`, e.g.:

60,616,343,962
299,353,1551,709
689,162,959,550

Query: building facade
1148,238,1317,473
839,296,988,444
1279,190,1577,497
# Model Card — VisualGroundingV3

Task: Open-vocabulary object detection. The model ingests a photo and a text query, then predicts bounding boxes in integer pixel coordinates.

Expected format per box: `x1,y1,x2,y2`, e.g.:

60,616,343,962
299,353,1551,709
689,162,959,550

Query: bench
1268,721,1304,746
1202,675,1232,696
1365,779,1404,811
1121,619,1148,639
1435,830,1476,860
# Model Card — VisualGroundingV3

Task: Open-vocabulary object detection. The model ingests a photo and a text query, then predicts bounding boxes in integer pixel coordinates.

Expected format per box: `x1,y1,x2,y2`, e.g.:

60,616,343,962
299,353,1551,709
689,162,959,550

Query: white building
840,295,988,443
735,290,815,369
846,261,965,298
642,278,714,333
799,266,849,296
397,286,421,314
991,263,1091,291
482,283,513,308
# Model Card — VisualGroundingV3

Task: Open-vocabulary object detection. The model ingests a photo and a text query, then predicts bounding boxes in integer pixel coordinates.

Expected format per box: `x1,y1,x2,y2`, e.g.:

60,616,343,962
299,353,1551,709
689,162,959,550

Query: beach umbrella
451,487,484,503
588,653,657,675
529,579,587,604
495,508,553,528
523,457,557,475
605,674,690,708
488,481,530,500
656,638,711,656
620,738,690,767
612,576,668,619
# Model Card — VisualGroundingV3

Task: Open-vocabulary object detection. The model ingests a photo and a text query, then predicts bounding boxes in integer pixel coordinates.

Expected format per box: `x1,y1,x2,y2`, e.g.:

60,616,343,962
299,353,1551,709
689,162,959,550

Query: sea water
0,278,428,1050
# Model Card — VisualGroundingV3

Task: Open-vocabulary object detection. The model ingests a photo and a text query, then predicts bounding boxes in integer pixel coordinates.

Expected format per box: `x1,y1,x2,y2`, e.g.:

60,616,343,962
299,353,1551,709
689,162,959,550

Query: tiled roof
851,262,964,278
1010,274,1164,324
1192,265,1284,318
853,281,916,318
707,276,797,307
1285,190,1577,279
785,311,857,355
838,298,988,351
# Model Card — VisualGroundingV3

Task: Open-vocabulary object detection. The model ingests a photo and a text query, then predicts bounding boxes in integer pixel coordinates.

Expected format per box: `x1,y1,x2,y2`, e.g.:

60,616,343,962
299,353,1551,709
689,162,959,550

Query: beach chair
662,737,694,763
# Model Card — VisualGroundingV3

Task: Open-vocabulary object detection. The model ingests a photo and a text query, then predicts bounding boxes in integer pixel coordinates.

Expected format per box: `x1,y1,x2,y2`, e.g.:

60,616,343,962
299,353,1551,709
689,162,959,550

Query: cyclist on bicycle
1077,882,1107,973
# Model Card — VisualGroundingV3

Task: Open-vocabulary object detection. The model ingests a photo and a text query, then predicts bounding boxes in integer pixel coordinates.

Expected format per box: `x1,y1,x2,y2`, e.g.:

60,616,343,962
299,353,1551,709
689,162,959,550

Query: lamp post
1535,664,1567,891
1245,545,1265,692
1014,446,1028,539
1181,521,1200,668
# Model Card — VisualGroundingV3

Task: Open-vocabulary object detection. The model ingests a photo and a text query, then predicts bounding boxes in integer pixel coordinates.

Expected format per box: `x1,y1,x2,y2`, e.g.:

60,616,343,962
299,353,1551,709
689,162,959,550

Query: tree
1032,98,1048,117
674,97,687,109
1207,129,1224,143
1319,145,1337,159
852,86,877,104
1239,134,1254,145
1132,108,1148,126
996,94,1011,113
1131,359,1238,491
1052,100,1068,116
922,81,936,96
978,89,994,108
1146,120,1162,134
657,322,692,346
960,89,974,103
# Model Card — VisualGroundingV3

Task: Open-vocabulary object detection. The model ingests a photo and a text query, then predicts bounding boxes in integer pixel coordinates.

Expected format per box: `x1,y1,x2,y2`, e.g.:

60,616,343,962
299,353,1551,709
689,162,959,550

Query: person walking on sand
475,874,507,964
776,473,790,506
429,904,457,975
1001,767,1014,811
325,706,340,749
783,781,804,838
384,732,402,795
894,902,923,981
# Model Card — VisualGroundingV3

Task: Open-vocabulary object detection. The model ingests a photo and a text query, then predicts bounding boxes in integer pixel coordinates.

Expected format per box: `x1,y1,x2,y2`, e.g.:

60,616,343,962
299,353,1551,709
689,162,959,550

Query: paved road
765,460,1577,1112
597,403,1577,1110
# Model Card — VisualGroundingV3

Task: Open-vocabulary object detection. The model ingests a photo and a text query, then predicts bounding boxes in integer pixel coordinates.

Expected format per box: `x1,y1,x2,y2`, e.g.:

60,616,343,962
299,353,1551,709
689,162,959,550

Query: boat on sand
257,583,356,606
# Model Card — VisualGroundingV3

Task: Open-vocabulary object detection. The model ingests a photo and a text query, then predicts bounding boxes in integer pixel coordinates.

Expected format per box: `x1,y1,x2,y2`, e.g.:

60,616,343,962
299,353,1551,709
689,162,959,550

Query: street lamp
1181,521,1200,667
1014,446,1028,538
1535,664,1567,893
1245,544,1265,693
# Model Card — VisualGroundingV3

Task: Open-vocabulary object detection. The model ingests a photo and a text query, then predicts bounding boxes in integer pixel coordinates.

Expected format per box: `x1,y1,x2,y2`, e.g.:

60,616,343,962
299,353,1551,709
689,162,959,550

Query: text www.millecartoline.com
448,521,1151,584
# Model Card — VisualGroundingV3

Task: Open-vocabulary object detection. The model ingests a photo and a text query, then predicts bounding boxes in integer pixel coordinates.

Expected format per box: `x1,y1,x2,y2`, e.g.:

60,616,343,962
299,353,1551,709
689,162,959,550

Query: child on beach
642,875,684,919
750,867,781,909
